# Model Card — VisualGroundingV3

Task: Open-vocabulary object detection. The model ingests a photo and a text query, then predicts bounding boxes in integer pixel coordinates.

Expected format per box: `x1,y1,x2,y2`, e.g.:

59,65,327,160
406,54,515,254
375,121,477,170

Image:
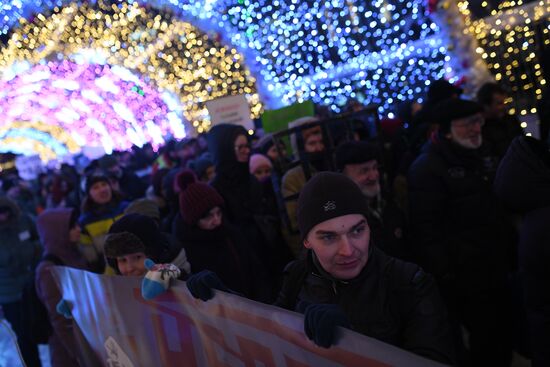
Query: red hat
175,170,224,225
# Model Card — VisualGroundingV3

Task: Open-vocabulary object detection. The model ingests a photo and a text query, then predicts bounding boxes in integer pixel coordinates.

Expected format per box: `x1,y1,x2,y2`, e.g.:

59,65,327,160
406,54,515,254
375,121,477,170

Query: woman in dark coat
207,124,292,300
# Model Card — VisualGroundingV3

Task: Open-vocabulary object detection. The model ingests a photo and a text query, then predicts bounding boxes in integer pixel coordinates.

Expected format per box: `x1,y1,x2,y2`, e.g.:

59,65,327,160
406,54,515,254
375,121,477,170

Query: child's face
116,252,147,276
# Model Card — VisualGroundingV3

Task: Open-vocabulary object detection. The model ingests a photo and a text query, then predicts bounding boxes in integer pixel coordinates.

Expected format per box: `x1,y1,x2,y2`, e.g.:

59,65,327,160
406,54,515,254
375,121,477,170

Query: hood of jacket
37,208,88,269
207,124,249,184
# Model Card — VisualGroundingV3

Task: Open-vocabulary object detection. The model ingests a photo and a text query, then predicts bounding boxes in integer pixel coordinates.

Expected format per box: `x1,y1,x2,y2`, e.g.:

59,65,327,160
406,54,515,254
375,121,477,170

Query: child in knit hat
104,231,149,276
173,170,272,302
104,214,184,299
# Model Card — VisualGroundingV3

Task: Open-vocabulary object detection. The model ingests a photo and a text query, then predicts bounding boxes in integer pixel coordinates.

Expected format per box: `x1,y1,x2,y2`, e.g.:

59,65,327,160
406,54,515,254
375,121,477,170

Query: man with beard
408,98,516,366
335,141,410,261
282,117,331,256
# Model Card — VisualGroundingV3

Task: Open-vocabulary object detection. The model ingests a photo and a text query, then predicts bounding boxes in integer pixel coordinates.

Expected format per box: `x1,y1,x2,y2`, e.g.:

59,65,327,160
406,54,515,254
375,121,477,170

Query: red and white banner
51,267,446,367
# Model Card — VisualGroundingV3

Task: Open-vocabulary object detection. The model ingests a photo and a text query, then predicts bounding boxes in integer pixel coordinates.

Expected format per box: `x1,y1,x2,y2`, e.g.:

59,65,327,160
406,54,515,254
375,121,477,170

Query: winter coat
275,247,454,365
79,200,128,273
0,197,41,304
366,194,411,262
407,136,515,293
172,214,271,302
35,208,90,367
494,136,550,367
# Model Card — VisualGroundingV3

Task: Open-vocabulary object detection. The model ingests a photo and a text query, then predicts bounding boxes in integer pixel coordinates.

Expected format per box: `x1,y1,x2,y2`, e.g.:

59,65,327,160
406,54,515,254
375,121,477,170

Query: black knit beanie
335,141,379,171
108,213,165,261
85,173,110,194
433,98,483,134
297,172,369,240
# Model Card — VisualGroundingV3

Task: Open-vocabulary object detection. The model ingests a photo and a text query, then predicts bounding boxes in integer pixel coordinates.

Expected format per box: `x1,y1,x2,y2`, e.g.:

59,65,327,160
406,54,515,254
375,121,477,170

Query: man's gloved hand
186,270,229,301
141,259,181,300
56,299,72,319
298,302,350,348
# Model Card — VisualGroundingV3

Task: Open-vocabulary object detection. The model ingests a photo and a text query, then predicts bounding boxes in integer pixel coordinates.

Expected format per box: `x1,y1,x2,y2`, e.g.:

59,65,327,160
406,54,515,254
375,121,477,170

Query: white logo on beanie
323,201,336,211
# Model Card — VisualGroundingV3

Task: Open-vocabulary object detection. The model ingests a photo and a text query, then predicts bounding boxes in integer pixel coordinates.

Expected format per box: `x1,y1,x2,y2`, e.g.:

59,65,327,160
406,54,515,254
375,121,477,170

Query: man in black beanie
274,172,453,363
185,172,453,363
408,98,516,366
335,141,410,260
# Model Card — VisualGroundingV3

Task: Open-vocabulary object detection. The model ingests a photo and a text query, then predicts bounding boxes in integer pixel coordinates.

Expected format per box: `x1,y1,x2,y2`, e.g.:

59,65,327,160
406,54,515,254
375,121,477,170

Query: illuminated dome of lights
6,0,529,160
0,1,261,160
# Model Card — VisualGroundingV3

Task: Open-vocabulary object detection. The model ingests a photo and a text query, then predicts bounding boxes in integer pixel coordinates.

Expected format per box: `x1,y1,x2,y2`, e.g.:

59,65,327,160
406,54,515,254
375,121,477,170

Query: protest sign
51,267,446,367
262,101,315,133
206,95,253,130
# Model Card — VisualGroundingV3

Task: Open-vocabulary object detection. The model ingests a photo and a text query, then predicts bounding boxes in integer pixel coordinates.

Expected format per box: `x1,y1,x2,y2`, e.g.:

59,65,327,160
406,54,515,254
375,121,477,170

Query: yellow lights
458,0,548,117
521,122,528,128
0,1,262,134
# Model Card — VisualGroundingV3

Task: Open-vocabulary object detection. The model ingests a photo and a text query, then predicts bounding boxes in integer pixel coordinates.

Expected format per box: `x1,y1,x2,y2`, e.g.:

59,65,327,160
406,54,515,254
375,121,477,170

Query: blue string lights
1,0,454,125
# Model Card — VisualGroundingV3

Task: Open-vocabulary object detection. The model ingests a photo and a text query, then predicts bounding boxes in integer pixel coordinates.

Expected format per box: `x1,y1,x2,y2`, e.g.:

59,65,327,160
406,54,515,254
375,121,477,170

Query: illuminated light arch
0,1,262,159
2,0,454,114
0,121,81,153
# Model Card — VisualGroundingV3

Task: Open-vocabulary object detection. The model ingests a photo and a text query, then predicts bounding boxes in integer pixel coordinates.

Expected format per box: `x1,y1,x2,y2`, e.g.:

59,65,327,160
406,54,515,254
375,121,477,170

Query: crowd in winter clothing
1,79,548,367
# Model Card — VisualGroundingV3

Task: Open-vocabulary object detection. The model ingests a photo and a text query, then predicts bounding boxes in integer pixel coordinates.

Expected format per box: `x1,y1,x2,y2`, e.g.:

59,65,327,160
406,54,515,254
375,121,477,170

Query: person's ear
303,238,312,249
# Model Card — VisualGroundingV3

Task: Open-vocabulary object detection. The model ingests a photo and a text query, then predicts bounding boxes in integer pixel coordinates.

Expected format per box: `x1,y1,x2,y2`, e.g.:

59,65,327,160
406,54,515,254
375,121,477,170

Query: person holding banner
187,173,454,365
35,208,91,367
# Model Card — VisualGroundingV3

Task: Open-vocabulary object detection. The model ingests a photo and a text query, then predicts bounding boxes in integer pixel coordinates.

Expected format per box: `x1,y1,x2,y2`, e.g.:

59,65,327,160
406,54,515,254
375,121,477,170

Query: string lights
456,0,549,117
1,1,261,159
1,0,449,123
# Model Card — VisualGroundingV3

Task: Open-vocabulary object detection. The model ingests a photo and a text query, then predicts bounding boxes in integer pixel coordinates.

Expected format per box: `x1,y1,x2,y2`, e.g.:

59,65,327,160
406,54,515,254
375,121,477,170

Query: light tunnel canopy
0,60,184,161
0,1,262,161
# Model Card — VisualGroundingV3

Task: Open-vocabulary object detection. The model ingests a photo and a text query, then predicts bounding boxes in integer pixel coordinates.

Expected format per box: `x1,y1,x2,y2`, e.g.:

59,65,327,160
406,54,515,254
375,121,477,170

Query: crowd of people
1,79,548,367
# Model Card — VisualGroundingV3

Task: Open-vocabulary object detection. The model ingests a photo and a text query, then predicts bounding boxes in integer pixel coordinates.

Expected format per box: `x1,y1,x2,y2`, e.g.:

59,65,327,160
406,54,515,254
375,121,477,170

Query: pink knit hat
249,154,273,174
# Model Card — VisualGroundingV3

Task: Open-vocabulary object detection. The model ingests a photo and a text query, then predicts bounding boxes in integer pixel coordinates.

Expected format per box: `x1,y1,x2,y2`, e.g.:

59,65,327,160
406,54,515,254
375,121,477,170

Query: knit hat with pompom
175,169,224,225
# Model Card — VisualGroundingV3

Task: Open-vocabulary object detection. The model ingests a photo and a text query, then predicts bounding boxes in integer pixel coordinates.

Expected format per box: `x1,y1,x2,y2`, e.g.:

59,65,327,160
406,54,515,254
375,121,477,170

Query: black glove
298,302,350,348
186,270,229,301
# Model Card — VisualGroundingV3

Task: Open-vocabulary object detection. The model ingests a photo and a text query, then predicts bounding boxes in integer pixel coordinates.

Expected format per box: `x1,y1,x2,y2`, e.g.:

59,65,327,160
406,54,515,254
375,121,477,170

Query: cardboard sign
51,267,447,367
206,95,253,130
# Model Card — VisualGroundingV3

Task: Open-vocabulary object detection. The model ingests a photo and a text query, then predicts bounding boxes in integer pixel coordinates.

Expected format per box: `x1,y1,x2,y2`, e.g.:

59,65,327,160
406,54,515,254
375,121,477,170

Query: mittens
141,259,181,300
186,270,229,301
56,299,72,319
300,302,350,348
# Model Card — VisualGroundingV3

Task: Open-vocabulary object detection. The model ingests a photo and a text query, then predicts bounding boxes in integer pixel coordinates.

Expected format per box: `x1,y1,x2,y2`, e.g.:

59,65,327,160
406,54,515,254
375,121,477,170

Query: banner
206,95,253,130
51,267,446,367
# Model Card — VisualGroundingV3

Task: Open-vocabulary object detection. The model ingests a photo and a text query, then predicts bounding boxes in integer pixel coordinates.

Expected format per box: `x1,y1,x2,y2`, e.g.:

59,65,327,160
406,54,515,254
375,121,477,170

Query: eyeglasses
234,144,251,152
452,115,485,129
